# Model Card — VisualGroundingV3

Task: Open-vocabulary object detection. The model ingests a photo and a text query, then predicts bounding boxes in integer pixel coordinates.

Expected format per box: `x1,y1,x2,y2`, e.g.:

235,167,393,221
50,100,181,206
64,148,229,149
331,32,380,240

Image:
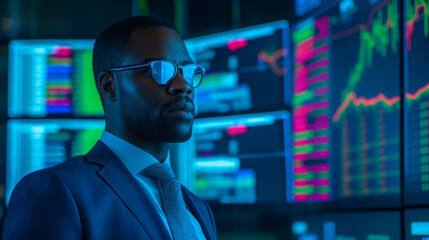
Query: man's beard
118,87,193,143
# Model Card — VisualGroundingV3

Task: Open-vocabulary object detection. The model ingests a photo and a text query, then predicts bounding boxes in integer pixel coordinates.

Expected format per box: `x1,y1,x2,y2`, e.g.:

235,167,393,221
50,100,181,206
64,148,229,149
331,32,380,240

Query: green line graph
334,0,399,102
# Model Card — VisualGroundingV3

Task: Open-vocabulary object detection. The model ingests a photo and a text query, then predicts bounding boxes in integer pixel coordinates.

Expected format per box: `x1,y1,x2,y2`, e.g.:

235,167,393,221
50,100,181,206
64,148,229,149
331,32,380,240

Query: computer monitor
8,40,103,117
405,208,429,240
290,0,401,205
291,211,401,240
6,119,105,205
185,21,291,117
404,0,429,206
294,0,333,17
183,111,291,204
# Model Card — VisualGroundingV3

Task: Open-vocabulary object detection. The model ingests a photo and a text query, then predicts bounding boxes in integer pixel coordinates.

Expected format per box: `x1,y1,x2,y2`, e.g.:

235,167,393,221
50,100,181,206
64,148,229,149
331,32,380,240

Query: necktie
143,163,198,240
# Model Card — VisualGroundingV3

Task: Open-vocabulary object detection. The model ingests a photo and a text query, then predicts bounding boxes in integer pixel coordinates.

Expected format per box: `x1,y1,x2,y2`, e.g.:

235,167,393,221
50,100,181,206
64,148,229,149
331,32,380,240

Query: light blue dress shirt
100,131,206,239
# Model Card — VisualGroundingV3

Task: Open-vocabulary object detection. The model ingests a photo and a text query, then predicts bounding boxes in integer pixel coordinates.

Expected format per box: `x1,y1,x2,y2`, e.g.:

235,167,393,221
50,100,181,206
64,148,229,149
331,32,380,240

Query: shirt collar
100,130,170,176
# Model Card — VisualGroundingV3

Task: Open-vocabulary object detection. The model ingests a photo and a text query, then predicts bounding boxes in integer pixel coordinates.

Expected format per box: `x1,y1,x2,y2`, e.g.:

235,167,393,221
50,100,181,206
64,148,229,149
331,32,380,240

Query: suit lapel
182,186,214,240
87,141,172,240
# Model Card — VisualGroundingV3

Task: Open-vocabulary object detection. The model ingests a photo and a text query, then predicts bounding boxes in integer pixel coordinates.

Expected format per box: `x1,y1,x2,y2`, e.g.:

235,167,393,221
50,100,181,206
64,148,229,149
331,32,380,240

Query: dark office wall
1,0,296,39
187,0,294,38
5,0,132,39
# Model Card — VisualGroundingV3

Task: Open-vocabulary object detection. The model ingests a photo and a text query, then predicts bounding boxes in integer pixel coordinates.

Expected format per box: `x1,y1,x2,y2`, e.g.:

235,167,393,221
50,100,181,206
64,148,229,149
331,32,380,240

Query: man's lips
168,102,195,120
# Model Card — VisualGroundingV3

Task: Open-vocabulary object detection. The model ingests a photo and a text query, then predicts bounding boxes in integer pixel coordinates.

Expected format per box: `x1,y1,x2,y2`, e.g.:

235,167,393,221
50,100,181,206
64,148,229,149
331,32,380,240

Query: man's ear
98,72,117,100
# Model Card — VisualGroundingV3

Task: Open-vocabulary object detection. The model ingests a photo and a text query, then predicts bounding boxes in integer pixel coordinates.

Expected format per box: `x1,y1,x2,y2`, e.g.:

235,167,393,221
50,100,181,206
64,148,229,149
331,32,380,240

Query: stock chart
292,16,331,202
183,21,292,204
191,111,290,204
404,0,429,206
291,0,401,204
185,21,291,117
6,119,104,205
8,40,103,117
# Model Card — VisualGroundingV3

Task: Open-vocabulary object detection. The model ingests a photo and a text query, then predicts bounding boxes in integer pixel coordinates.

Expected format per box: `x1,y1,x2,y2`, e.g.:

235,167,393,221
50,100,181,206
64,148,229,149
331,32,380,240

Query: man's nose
167,71,193,95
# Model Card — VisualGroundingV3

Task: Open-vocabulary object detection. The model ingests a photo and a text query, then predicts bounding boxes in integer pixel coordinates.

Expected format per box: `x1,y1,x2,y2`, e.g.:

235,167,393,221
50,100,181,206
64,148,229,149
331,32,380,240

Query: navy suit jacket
3,141,217,240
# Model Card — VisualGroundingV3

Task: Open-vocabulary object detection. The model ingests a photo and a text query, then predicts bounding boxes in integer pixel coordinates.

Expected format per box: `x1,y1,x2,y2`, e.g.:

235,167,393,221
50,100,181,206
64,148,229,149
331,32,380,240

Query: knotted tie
143,163,198,240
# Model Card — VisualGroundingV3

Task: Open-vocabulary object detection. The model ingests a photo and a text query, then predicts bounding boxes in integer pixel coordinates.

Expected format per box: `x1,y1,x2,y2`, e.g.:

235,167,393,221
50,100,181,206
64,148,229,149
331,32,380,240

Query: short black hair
92,15,178,88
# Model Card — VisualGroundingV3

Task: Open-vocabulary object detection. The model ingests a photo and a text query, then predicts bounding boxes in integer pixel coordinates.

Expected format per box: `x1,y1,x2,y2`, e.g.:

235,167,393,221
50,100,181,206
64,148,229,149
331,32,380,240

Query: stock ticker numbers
292,15,331,202
9,40,104,117
6,120,104,205
186,22,292,204
404,0,429,205
186,21,291,117
291,0,401,205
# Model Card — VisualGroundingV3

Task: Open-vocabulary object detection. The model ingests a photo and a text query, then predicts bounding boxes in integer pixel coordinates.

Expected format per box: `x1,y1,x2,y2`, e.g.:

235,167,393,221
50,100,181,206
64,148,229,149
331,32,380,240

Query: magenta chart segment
291,16,331,202
46,47,73,114
404,0,429,205
291,0,401,205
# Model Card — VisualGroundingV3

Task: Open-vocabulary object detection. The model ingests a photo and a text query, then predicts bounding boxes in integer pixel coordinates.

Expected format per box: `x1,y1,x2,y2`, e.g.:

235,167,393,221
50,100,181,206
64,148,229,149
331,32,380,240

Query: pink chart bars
292,15,331,202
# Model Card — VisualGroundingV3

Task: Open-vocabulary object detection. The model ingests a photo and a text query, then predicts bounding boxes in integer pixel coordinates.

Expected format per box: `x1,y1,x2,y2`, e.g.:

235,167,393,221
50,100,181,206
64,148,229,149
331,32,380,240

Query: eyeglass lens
150,61,203,87
151,61,176,85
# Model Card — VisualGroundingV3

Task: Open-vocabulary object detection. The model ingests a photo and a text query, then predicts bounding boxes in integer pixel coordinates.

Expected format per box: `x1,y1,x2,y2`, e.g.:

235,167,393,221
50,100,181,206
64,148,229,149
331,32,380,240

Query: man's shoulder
42,154,95,175
22,155,93,182
14,154,99,196
4,157,90,239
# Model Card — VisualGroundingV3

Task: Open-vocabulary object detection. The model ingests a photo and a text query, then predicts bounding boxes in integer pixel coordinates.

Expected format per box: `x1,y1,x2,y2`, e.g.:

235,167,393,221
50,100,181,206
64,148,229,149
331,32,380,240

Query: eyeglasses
109,60,205,88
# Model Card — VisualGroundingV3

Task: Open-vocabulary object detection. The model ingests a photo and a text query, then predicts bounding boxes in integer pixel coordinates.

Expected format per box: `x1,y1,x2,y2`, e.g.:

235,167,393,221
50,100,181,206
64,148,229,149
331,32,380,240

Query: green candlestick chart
331,0,401,201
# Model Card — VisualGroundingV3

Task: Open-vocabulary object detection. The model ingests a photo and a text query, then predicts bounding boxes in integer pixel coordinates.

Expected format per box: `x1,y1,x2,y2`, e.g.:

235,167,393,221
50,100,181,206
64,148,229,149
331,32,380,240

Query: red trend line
257,48,288,76
332,0,393,40
405,82,429,100
332,92,400,122
334,82,429,122
406,4,428,50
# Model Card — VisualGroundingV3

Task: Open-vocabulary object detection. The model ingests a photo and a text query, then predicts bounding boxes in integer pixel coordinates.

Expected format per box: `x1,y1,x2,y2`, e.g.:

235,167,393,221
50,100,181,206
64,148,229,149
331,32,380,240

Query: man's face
115,27,195,143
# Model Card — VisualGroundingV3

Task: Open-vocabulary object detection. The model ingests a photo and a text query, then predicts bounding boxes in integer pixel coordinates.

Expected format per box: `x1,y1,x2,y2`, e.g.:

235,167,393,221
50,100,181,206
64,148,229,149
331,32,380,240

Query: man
3,15,217,240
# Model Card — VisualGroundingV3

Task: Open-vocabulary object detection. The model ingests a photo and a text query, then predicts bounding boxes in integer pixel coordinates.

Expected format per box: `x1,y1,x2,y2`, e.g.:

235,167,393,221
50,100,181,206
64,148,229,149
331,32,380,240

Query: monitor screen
404,0,429,206
185,21,291,117
295,0,334,17
291,211,401,240
185,111,291,204
8,40,104,117
405,208,429,240
290,0,401,205
6,119,104,204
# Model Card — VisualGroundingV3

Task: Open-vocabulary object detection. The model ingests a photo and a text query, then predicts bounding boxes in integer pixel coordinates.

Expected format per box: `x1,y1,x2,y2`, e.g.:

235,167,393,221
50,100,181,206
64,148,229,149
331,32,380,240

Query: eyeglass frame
108,59,206,88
